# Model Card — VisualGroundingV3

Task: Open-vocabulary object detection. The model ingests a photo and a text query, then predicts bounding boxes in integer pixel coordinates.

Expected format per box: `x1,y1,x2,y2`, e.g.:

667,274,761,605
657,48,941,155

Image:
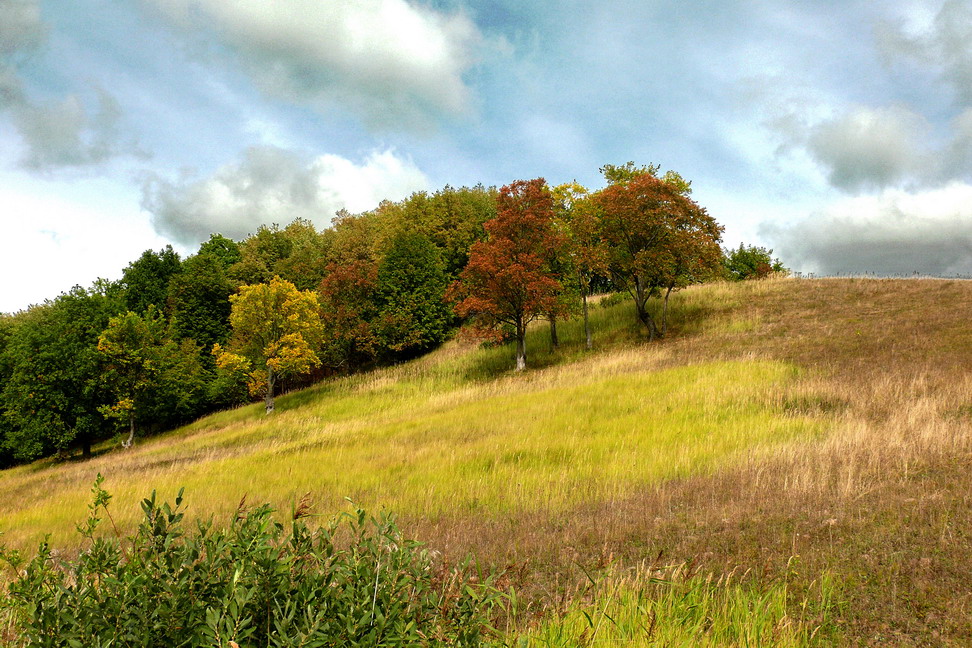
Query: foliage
451,178,566,371
552,182,608,350
724,243,788,280
168,252,234,354
0,478,500,647
98,308,206,446
197,233,243,271
596,166,723,339
228,224,295,286
318,259,380,370
394,185,498,278
1,287,118,460
375,231,452,358
273,219,333,291
215,277,323,413
120,245,182,314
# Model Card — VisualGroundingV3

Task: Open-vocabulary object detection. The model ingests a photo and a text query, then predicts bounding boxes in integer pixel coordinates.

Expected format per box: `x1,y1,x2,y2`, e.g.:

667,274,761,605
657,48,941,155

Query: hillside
3,276,972,645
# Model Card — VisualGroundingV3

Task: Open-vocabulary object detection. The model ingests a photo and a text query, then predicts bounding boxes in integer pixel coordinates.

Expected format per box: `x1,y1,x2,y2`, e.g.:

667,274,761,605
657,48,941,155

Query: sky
3,0,972,313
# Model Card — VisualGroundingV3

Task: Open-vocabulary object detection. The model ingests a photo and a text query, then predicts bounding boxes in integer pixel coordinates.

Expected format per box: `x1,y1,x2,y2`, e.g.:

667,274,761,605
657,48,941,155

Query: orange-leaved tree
450,178,566,371
596,166,723,340
214,276,322,414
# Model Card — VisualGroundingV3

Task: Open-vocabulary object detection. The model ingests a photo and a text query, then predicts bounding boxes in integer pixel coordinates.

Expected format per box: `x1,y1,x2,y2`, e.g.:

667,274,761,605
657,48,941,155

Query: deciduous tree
2,287,118,460
554,181,609,350
98,308,206,447
596,167,723,339
375,231,451,358
214,277,323,414
451,178,565,371
120,245,182,314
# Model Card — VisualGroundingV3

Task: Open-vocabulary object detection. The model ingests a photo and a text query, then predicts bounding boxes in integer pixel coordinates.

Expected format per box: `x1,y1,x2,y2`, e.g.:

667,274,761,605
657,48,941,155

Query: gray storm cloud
143,0,489,129
763,183,972,276
877,0,972,105
140,145,429,245
0,0,140,170
806,105,931,192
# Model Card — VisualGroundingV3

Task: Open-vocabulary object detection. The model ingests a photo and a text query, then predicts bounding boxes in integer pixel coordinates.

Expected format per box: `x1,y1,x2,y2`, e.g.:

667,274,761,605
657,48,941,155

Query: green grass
0,287,819,549
512,566,838,647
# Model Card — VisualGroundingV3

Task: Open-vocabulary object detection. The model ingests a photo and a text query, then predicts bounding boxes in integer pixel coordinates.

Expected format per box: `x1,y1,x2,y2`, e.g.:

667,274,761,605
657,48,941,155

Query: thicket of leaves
0,477,500,647
0,169,761,464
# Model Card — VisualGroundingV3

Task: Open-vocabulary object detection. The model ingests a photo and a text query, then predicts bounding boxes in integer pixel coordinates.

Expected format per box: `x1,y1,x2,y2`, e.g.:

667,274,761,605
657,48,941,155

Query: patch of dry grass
4,277,972,645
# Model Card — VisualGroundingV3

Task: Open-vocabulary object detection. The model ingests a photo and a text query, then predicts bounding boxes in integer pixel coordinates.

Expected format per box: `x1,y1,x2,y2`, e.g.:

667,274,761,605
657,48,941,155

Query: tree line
0,165,783,465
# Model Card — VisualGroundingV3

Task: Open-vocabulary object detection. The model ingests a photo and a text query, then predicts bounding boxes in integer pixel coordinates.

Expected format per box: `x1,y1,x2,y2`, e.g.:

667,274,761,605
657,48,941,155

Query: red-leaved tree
450,178,566,371
596,169,723,339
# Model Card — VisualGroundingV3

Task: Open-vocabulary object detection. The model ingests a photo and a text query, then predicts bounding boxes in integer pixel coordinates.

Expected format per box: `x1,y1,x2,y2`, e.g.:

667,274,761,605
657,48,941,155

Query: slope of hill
3,276,972,645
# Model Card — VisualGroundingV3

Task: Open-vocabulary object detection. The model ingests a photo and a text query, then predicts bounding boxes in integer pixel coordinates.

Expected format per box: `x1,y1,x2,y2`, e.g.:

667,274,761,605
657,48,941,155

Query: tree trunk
515,320,527,371
661,285,673,337
265,367,276,414
549,315,559,351
633,276,657,341
82,439,91,460
582,289,592,351
122,415,135,449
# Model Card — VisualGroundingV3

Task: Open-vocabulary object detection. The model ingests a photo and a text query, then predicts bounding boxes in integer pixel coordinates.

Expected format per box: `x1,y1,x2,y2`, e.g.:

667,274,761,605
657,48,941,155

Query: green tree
215,277,323,414
98,308,206,447
120,245,183,314
168,252,234,354
229,224,294,285
375,231,452,358
554,181,609,350
197,233,242,271
724,243,787,280
2,287,118,460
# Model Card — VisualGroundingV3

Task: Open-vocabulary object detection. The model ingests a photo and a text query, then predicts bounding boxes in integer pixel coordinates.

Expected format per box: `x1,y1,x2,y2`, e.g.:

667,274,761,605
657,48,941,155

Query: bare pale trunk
122,415,135,449
515,320,527,371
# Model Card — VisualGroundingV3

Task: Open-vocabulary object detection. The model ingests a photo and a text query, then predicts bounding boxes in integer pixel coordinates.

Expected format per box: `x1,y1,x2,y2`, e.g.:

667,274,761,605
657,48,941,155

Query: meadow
4,276,972,645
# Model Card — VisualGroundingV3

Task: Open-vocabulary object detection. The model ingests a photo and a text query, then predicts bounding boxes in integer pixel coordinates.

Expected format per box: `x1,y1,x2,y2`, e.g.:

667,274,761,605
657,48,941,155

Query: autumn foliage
596,171,723,339
450,179,566,371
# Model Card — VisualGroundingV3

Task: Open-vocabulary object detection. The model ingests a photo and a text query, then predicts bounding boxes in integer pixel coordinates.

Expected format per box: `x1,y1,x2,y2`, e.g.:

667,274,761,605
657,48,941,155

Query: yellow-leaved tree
214,276,323,414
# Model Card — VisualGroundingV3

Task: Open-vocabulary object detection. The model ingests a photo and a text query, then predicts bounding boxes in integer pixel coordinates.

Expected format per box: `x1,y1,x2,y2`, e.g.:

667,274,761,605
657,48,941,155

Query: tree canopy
214,277,323,414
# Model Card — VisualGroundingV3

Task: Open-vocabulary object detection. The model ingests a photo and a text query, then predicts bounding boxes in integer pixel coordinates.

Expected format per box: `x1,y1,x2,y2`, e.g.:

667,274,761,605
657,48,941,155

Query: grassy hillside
4,277,972,645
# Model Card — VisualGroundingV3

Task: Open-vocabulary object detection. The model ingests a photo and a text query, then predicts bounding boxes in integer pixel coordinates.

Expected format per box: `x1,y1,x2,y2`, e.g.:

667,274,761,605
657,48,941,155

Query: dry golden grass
4,277,972,645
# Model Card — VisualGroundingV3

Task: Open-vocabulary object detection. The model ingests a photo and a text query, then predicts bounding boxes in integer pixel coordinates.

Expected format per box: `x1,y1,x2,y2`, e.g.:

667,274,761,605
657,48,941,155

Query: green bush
723,244,787,281
0,476,498,647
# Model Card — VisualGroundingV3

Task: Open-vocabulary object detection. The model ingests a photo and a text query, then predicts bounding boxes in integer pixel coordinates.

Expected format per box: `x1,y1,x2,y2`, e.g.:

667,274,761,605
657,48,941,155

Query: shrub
723,244,787,281
0,476,499,647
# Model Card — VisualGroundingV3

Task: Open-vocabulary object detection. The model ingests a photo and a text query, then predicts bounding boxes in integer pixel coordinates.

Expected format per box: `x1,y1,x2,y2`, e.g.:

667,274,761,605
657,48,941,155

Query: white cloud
763,182,972,276
143,0,486,128
140,146,429,245
0,180,174,313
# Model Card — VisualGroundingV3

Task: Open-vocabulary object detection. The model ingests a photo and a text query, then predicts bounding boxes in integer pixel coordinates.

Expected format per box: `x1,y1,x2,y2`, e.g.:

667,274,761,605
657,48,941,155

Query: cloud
12,89,139,170
763,183,972,276
876,0,972,104
140,146,429,245
0,0,44,108
806,105,932,191
0,0,142,170
143,0,487,128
